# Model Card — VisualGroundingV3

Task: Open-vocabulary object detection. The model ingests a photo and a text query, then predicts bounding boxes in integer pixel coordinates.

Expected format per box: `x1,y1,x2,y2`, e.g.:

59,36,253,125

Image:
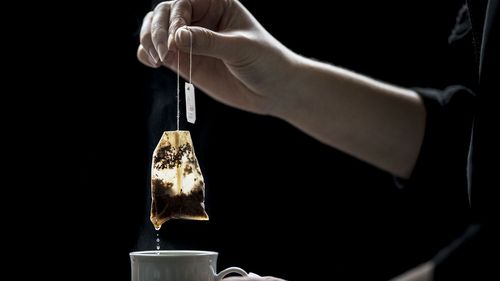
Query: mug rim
130,250,218,257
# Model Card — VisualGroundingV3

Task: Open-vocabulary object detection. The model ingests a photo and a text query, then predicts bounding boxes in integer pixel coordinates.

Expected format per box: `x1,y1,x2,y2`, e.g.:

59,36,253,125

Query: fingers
223,273,286,281
140,12,159,63
140,0,231,65
137,45,161,68
222,271,254,280
149,0,194,61
151,2,173,61
175,26,244,61
168,0,193,50
222,275,285,281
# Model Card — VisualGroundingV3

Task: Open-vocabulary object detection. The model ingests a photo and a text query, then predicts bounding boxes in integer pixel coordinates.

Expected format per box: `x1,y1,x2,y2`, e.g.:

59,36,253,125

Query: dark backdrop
67,0,470,280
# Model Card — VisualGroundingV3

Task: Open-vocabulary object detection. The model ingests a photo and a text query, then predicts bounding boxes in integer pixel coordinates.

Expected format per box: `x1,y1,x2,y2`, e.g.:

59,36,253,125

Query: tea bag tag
185,82,196,123
185,27,196,124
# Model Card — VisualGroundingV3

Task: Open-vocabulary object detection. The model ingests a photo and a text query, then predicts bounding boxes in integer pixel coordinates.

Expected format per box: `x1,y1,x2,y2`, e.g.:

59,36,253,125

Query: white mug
130,250,248,281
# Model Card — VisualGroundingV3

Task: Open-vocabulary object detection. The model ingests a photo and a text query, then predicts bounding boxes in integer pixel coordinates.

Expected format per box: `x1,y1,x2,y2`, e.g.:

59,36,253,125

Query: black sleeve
393,85,478,279
394,85,475,214
428,0,500,278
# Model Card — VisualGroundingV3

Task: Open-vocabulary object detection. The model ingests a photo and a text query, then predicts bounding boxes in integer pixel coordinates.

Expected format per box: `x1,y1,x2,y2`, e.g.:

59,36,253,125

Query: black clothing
400,0,498,279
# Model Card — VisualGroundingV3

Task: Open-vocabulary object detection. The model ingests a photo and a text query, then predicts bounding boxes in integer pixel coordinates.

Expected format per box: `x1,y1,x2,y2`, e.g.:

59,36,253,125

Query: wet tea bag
151,32,207,230
150,130,208,230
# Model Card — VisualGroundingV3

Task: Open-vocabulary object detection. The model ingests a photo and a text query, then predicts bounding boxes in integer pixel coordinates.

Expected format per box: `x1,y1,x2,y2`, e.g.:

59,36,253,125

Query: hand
388,261,434,281
137,0,297,115
138,1,425,178
223,272,286,281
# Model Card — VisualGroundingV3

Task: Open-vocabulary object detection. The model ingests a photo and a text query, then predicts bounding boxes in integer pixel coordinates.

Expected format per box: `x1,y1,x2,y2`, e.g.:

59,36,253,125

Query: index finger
140,12,159,63
151,2,173,61
151,0,220,56
167,0,193,50
165,0,218,50
150,0,192,56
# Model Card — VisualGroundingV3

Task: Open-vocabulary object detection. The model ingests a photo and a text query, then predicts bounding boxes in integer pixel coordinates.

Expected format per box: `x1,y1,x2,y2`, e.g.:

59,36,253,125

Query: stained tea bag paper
151,130,208,230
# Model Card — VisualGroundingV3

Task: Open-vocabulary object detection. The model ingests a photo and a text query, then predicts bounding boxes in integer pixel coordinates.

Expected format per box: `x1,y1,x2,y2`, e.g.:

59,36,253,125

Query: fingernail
167,35,177,53
156,43,168,62
148,48,159,63
148,55,159,67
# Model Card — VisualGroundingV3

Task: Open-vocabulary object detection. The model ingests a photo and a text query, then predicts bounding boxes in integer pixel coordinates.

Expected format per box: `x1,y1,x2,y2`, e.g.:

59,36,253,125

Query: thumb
175,26,243,62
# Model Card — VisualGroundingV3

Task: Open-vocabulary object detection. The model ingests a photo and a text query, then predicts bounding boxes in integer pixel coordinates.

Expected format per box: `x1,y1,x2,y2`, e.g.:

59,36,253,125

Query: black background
18,0,471,280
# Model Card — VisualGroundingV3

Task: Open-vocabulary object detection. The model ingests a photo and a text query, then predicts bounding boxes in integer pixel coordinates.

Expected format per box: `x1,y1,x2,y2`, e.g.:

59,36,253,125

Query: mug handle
215,267,248,281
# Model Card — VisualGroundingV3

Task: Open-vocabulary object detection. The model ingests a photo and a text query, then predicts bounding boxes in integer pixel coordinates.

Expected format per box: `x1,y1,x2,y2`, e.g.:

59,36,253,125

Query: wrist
267,52,310,120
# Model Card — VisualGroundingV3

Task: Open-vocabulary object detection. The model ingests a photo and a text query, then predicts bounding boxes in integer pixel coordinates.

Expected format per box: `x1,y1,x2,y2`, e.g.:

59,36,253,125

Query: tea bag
151,130,208,230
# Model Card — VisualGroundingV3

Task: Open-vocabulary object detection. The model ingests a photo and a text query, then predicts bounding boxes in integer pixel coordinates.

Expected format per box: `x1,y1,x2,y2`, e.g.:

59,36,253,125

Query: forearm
271,54,426,178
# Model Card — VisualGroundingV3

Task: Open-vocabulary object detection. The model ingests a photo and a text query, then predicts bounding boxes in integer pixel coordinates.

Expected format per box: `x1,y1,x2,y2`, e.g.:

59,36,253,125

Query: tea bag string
176,27,193,130
189,27,192,84
177,49,180,131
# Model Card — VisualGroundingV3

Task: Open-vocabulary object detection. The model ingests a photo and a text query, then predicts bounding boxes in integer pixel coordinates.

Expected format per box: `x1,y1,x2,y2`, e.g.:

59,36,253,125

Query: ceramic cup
130,250,247,281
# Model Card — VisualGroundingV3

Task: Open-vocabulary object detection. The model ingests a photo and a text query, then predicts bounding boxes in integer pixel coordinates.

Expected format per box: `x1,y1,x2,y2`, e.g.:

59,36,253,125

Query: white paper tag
185,82,196,124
